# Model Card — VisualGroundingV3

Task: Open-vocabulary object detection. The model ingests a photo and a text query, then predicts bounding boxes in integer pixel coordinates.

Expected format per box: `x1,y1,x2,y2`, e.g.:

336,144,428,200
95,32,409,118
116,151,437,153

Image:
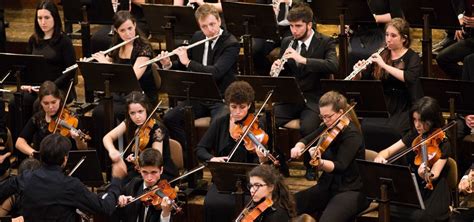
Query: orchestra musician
115,148,173,222
103,91,178,181
451,163,474,222
0,134,128,221
235,164,296,222
158,4,239,156
271,3,338,180
290,91,368,221
354,17,422,148
374,96,451,221
195,81,269,222
436,0,474,79
15,81,87,159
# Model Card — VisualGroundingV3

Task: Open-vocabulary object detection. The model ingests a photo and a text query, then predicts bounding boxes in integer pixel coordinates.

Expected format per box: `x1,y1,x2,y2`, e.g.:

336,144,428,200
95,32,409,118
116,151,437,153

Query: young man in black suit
271,3,339,180
158,3,240,154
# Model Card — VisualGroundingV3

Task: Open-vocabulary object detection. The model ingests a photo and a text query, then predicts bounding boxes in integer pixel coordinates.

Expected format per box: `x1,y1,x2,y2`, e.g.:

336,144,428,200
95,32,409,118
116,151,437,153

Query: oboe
344,46,386,80
270,39,294,77
62,35,139,75
139,34,221,69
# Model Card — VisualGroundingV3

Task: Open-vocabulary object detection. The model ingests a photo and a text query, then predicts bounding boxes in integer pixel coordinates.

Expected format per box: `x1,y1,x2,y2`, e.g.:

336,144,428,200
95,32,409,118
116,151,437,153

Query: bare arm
103,122,127,160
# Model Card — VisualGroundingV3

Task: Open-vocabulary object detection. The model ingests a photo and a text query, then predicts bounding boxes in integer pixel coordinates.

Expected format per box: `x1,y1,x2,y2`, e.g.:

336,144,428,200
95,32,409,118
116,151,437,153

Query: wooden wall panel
5,0,61,9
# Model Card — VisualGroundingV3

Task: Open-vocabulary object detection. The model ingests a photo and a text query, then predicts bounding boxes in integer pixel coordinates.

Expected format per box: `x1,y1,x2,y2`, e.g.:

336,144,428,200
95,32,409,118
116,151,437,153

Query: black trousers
436,37,474,78
451,208,474,222
462,53,474,81
295,184,369,222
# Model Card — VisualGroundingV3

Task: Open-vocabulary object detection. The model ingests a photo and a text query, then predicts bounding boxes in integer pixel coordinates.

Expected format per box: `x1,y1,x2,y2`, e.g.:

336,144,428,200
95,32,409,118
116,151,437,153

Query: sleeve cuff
458,14,464,20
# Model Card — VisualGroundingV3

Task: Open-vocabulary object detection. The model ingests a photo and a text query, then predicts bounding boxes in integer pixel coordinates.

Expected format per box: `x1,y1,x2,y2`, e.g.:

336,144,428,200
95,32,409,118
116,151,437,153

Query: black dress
389,130,451,222
195,114,259,222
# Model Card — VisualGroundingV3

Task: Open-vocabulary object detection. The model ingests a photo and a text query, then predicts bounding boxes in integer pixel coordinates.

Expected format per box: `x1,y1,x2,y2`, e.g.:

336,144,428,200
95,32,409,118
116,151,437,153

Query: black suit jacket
114,178,163,222
172,29,240,95
279,31,338,111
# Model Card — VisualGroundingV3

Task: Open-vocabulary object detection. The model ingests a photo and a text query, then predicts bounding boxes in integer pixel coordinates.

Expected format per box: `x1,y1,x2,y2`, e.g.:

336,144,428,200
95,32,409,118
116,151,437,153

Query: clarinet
270,39,294,77
344,46,386,80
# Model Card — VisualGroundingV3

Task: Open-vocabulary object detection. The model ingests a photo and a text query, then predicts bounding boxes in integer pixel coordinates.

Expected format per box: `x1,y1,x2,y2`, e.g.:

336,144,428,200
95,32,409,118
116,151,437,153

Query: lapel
306,31,321,57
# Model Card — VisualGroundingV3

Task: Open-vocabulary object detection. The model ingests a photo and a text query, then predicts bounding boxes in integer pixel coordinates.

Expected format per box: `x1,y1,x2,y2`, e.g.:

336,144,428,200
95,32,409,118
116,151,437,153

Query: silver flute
139,33,221,69
345,46,386,80
62,35,139,74
270,39,294,77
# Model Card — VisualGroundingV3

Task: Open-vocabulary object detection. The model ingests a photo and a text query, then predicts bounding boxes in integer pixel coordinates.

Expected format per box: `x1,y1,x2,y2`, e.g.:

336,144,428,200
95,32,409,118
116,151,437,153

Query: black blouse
368,0,403,18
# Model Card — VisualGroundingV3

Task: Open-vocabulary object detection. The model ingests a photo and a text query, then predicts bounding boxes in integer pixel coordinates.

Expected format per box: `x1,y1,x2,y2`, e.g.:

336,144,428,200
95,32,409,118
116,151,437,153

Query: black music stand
142,4,199,51
78,62,141,174
159,70,222,187
207,161,258,218
222,2,280,76
320,79,389,118
400,0,460,77
0,216,11,222
65,150,104,187
357,159,425,222
0,53,50,142
310,0,375,78
236,76,306,163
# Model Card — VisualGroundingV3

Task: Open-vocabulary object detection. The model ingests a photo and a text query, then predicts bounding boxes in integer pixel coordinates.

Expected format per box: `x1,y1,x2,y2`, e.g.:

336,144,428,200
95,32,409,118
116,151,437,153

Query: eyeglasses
319,112,337,120
247,183,267,190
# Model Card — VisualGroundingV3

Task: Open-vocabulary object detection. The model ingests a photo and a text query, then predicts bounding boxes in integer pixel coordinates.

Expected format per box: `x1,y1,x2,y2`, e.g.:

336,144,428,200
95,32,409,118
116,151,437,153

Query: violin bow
68,155,87,176
386,120,457,164
226,90,274,162
53,79,75,133
120,100,163,157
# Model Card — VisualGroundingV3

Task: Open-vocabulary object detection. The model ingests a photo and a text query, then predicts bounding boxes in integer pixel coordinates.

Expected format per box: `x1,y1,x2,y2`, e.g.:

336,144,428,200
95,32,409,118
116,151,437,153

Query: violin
136,180,182,213
134,119,156,152
48,109,78,137
309,116,350,167
412,128,445,190
230,113,279,165
235,198,273,222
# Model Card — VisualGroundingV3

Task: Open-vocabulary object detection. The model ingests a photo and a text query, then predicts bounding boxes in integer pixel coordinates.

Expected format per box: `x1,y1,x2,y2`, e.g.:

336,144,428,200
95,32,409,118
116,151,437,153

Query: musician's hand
70,128,80,140
463,15,474,28
255,147,268,163
270,59,282,76
459,177,472,193
20,85,39,93
308,147,320,160
125,153,136,163
370,52,385,67
210,156,228,162
284,47,306,64
290,142,305,159
374,154,387,164
188,0,204,6
465,115,474,128
173,47,190,67
0,152,11,164
353,60,367,72
12,216,24,222
111,158,127,179
117,195,133,207
158,51,172,68
417,163,431,179
455,30,465,41
161,197,172,218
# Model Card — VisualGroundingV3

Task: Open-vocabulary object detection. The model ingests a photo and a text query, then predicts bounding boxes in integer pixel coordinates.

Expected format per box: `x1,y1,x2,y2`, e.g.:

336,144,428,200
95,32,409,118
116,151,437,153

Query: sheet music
411,172,426,210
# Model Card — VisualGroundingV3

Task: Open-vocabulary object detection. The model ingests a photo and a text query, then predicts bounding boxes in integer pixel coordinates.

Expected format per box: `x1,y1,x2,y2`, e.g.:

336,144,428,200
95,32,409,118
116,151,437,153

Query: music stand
159,69,222,187
357,159,425,222
310,0,375,78
222,2,280,75
320,79,389,118
142,4,199,51
207,161,258,217
0,216,11,222
400,0,460,77
65,150,104,187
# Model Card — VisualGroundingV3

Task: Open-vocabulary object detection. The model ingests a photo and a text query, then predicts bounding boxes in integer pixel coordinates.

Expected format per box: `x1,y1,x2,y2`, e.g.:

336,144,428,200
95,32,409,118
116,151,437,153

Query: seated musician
0,99,11,182
103,91,178,181
0,134,127,221
15,81,87,159
354,17,422,149
271,3,338,180
374,96,451,221
451,163,474,222
235,164,296,222
436,0,474,79
115,148,174,222
158,4,239,155
290,91,368,221
195,81,270,221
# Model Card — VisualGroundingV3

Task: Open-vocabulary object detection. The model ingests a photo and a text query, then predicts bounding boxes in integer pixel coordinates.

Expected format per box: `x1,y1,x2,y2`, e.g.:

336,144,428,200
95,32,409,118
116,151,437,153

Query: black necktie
207,40,214,65
300,43,307,57
277,3,286,22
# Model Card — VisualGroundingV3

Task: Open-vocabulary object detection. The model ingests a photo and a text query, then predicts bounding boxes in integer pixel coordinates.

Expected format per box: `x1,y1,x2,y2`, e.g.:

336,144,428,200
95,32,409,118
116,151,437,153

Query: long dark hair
248,165,296,217
33,81,64,124
409,96,444,133
109,10,150,62
32,0,63,45
124,91,154,140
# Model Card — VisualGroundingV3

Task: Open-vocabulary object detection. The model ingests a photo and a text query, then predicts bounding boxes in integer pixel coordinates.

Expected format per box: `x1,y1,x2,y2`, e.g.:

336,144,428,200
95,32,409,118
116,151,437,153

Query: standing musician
374,96,451,221
158,4,239,155
436,0,474,79
270,3,338,180
115,148,173,222
103,91,178,181
289,91,368,221
235,164,296,222
452,163,474,222
195,81,269,222
353,18,422,148
15,81,88,159
0,134,128,221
